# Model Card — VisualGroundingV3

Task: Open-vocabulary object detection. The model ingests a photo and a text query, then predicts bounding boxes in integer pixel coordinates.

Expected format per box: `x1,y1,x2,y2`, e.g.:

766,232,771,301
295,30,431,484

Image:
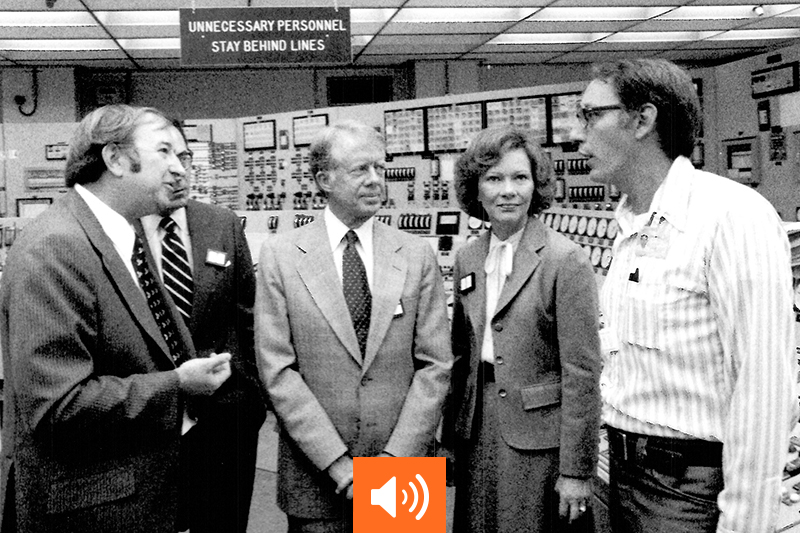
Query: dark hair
591,59,700,159
65,104,171,187
455,126,554,220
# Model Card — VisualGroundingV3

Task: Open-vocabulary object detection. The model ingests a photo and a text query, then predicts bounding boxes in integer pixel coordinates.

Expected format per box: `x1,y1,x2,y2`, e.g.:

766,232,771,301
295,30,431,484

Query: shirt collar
74,183,136,255
324,206,374,250
141,207,188,241
616,156,693,237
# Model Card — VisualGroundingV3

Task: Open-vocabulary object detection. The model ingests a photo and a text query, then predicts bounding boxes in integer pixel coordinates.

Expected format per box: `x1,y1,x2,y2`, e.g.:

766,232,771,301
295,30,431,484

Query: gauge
586,217,597,237
568,215,579,234
590,246,602,267
577,216,588,235
467,216,483,230
596,218,608,239
606,219,619,240
559,214,570,233
601,248,613,269
552,214,562,230
543,213,553,227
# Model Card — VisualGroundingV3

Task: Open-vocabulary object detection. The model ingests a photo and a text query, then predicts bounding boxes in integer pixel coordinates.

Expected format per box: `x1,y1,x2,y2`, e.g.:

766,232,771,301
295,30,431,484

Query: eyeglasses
575,104,626,128
177,150,193,171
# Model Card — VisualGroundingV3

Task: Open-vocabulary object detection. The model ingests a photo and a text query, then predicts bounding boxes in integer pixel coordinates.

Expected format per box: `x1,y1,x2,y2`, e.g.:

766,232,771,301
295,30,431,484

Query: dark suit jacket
0,190,195,533
445,217,601,479
137,199,266,533
255,217,453,519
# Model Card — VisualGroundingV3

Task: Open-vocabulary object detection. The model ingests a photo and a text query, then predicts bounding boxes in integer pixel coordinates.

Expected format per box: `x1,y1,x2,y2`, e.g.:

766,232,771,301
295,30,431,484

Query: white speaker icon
370,474,430,520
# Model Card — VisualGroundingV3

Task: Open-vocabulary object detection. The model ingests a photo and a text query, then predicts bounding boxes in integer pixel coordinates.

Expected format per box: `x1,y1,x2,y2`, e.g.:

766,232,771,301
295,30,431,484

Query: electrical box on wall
751,62,799,99
722,137,761,185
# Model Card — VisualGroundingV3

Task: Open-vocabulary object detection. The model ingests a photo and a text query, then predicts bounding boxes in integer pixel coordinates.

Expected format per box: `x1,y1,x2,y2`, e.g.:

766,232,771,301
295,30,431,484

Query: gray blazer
0,190,194,533
255,216,453,519
445,217,602,478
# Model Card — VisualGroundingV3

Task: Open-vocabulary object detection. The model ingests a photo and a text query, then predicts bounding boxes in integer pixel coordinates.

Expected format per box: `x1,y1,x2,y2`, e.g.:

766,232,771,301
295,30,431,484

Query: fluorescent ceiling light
117,38,180,50
351,35,374,46
659,4,800,19
0,11,95,26
708,28,800,40
530,7,673,21
392,8,537,23
351,9,397,24
490,32,610,44
602,31,716,42
96,11,179,26
0,39,117,51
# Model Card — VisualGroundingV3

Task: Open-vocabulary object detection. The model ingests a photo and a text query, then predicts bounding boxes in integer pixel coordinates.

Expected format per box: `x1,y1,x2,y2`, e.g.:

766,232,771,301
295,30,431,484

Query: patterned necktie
342,230,371,358
160,216,194,325
132,234,187,365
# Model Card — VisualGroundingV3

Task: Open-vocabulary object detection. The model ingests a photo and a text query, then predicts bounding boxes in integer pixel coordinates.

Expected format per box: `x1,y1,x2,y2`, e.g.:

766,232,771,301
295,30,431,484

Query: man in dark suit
138,122,267,533
255,120,453,532
0,104,231,533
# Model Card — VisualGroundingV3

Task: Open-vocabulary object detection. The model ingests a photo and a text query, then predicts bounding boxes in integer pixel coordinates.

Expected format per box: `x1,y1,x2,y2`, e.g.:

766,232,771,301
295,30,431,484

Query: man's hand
175,352,232,395
327,454,354,500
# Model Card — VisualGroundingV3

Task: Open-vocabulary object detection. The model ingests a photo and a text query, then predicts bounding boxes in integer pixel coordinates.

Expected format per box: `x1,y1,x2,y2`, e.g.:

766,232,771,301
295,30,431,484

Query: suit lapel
295,219,363,365
494,218,544,317
69,192,175,367
185,201,216,330
460,232,490,343
362,222,406,371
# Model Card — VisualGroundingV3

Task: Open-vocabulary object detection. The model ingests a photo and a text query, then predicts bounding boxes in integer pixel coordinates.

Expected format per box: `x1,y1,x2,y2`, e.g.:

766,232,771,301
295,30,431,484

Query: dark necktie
160,216,194,326
132,234,187,365
342,230,371,357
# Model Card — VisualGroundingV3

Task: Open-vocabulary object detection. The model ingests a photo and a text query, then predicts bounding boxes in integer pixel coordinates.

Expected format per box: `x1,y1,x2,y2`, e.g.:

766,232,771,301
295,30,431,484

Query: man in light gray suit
255,120,453,532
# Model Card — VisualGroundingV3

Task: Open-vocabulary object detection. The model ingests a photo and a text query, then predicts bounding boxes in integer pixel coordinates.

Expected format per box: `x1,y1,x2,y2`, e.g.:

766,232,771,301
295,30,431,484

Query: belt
607,427,722,476
479,361,495,383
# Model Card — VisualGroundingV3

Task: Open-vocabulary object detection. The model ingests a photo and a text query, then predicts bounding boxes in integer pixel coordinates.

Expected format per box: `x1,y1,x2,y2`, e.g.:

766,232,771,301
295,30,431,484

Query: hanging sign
180,7,351,66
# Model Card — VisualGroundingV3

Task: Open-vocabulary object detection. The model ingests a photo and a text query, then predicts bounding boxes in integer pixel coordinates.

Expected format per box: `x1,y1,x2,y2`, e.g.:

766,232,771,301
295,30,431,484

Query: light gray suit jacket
255,216,453,519
445,217,602,479
0,190,194,533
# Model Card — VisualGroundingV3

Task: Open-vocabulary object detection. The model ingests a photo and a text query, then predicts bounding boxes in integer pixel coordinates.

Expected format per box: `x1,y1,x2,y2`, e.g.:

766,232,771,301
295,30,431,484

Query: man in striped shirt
571,58,797,533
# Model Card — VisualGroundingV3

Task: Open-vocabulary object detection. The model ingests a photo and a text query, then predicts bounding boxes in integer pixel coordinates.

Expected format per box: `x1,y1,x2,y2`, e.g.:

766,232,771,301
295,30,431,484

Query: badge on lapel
394,300,404,318
459,273,476,294
205,249,230,267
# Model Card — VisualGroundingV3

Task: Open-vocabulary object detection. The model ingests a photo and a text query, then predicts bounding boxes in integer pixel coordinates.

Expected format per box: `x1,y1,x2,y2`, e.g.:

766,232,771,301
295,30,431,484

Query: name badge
394,301,404,318
205,249,230,267
459,273,476,294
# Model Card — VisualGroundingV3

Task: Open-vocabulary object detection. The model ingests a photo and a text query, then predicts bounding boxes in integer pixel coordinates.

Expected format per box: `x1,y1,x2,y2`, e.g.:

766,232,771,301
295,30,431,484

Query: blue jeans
608,430,723,533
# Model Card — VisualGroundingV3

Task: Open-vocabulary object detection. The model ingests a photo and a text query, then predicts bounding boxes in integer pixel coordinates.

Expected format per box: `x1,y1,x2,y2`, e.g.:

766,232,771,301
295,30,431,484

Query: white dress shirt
324,207,375,291
74,184,138,286
601,156,797,533
481,223,525,363
141,208,195,278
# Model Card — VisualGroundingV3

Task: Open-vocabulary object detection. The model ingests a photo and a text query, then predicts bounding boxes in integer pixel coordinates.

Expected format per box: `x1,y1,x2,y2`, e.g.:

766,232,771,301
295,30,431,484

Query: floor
247,413,455,532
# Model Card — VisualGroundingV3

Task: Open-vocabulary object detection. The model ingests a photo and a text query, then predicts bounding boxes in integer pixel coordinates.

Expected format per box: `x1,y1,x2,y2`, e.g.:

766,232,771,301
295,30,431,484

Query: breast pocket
619,261,706,351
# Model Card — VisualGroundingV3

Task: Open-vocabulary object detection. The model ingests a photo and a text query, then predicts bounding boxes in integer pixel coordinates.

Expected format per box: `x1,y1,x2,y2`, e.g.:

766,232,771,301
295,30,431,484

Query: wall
1,47,799,219
716,42,800,220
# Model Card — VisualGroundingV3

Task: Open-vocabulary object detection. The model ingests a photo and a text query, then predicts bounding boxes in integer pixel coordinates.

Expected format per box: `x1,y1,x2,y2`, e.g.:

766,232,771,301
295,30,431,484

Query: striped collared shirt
601,156,797,533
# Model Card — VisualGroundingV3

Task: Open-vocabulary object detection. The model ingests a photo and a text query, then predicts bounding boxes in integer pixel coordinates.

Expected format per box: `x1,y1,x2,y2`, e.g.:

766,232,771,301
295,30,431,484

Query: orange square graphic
353,456,446,533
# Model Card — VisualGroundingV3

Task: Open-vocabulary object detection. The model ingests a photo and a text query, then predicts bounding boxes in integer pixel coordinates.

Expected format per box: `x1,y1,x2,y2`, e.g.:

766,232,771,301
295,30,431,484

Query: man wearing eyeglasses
254,120,452,532
0,105,233,533
138,121,267,533
571,59,796,533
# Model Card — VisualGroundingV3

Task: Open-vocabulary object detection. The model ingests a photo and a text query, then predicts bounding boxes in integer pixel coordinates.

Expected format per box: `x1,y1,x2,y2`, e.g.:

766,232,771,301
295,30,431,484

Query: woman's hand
555,475,593,523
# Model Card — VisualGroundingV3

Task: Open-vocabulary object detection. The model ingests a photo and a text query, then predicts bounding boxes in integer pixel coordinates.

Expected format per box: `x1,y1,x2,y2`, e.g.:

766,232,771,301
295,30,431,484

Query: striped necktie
342,230,371,358
132,234,187,364
160,216,194,325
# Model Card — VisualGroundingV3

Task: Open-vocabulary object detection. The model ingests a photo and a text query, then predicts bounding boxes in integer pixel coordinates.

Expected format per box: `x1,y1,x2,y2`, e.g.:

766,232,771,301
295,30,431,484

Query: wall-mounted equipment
751,61,799,98
722,137,761,185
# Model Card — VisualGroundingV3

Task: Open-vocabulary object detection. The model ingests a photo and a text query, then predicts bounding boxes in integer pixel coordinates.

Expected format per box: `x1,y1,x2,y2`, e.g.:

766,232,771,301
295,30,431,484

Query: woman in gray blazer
444,126,602,533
